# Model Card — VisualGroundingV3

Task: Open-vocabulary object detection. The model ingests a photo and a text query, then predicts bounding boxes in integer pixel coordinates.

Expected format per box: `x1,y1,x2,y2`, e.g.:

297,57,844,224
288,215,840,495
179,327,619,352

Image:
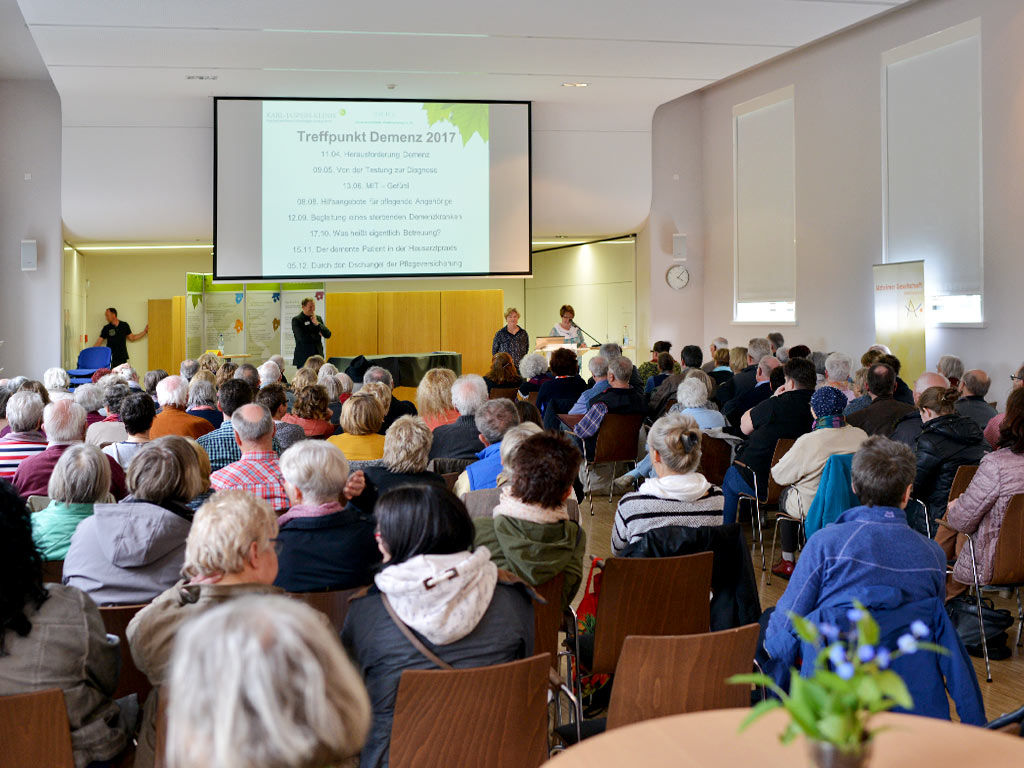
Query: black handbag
946,594,1014,658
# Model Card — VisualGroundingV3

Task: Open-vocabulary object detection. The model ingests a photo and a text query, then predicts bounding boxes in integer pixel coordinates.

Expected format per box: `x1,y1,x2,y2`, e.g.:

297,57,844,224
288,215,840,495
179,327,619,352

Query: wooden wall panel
377,292,441,354
148,299,173,373
171,296,187,374
325,293,379,357
440,290,504,375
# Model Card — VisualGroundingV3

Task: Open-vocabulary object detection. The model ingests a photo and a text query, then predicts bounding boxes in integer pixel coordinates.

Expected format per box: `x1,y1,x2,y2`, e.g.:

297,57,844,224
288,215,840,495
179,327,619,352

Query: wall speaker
672,233,687,262
21,240,37,271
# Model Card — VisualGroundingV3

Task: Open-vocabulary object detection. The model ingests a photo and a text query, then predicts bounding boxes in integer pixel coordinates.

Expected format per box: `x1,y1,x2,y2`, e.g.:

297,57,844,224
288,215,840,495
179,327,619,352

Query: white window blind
733,87,796,316
883,20,982,322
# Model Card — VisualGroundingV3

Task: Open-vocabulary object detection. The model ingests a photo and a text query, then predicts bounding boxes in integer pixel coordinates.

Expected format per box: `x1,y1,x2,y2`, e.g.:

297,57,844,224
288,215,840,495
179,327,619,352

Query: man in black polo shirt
93,307,148,367
721,357,816,525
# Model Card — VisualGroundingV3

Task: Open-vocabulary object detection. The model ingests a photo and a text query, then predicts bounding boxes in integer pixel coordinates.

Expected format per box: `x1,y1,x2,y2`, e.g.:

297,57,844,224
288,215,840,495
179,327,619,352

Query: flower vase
807,739,872,768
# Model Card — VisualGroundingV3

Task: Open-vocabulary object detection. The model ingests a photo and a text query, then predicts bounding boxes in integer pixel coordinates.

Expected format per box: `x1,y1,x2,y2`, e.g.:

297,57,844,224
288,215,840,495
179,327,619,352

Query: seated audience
113,364,141,392
127,490,282,768
0,480,132,766
845,363,916,437
197,352,220,376
536,348,587,427
256,359,281,388
275,441,380,592
165,596,370,768
233,363,260,394
43,366,73,401
937,387,1024,601
428,374,488,460
515,400,543,427
593,341,654,397
329,393,387,460
74,383,106,426
879,353,915,406
714,337,771,412
268,353,288,384
461,423,543,519
572,356,645,458
179,358,199,381
358,381,392,428
473,431,585,609
729,346,749,374
14,399,127,500
341,485,534,768
983,363,1023,448
639,340,681,381
363,365,418,432
102,391,156,468
483,351,523,392
316,361,339,382
283,384,335,439
912,386,988,535
286,366,317,411
32,444,111,561
151,375,215,439
643,351,676,395
85,381,131,446
186,378,223,428
955,369,997,432
788,344,811,359
764,436,985,725
844,366,872,416
709,347,734,389
768,387,869,577
822,352,854,401
214,361,238,390
890,371,949,447
184,437,214,512
416,367,459,431
303,355,327,375
612,412,724,555
64,436,201,605
255,383,306,451
517,351,553,395
0,391,47,478
335,372,354,404
701,337,728,374
210,404,290,511
454,398,521,495
569,356,610,415
199,379,280,472
362,416,446,500
721,358,817,524
767,331,785,355
937,354,964,389
723,355,780,431
18,379,51,408
144,369,169,402
321,374,345,426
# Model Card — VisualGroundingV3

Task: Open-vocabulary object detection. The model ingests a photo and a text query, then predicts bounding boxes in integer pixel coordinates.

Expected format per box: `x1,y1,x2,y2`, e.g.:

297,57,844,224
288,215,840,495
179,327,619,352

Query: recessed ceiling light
561,82,588,87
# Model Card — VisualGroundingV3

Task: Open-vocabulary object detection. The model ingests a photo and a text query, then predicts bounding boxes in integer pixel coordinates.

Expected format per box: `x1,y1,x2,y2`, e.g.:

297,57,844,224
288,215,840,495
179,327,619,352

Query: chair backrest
489,387,520,401
606,623,760,729
992,494,1024,586
27,494,50,512
390,654,550,768
948,465,980,505
40,558,64,584
0,688,75,768
77,346,112,370
463,487,579,523
592,413,646,464
531,572,566,664
591,551,713,675
99,603,153,702
764,438,796,504
698,434,732,486
291,587,366,632
428,457,474,475
442,472,460,492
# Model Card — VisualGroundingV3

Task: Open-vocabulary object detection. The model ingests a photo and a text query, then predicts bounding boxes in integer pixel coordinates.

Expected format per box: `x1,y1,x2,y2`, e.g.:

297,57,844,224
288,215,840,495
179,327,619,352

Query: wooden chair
390,654,551,768
531,573,567,664
442,472,460,492
427,457,474,475
154,687,168,768
949,464,980,505
489,386,520,401
291,586,366,632
581,413,646,515
41,559,64,584
0,688,75,768
99,604,153,702
736,438,795,571
698,433,733,486
27,494,50,512
606,624,760,729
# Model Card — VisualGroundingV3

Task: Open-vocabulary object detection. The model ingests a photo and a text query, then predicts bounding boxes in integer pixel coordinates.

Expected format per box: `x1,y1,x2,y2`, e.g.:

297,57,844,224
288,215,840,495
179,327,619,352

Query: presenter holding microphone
291,297,332,368
546,304,585,348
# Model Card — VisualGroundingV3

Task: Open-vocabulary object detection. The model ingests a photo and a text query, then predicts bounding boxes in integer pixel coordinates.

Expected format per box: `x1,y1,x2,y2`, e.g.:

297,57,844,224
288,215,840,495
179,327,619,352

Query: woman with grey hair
517,351,552,396
361,416,446,503
186,378,223,428
612,412,725,554
316,362,339,381
74,383,106,426
823,351,855,401
166,596,371,768
937,354,965,387
43,366,73,401
31,444,111,561
321,373,345,426
275,440,380,592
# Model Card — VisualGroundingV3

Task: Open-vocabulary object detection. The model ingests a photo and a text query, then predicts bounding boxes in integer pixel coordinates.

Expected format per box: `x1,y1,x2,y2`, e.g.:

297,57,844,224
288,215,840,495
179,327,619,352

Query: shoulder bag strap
380,593,454,670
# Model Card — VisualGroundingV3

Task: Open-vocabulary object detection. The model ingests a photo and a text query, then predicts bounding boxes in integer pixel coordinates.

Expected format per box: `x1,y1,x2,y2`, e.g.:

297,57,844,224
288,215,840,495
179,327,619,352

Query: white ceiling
10,0,912,242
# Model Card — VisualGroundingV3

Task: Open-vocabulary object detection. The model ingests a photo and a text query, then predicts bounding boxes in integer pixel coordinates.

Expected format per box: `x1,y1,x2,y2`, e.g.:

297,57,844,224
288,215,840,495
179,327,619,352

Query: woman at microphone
546,304,585,348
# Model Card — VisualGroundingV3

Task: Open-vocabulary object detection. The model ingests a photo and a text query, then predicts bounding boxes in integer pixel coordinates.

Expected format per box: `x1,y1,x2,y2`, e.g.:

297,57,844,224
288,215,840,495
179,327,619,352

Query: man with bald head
955,369,997,431
890,371,949,446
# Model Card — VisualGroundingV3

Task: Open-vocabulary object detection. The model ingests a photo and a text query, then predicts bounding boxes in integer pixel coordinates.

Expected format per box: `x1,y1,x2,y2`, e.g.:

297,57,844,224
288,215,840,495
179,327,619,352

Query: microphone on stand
572,323,603,348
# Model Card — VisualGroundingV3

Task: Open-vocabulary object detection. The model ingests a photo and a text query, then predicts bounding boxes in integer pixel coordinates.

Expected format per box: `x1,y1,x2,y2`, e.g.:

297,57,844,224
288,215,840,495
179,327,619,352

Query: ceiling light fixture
72,244,213,252
561,82,589,87
264,28,488,38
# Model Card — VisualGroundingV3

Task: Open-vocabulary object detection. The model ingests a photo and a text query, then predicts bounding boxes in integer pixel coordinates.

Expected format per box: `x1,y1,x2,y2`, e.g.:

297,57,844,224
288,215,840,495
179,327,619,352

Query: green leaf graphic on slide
422,103,489,146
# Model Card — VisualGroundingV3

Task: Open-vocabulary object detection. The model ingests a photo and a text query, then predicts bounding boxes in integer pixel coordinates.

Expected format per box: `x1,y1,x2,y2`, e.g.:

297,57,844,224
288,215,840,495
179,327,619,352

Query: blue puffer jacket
765,505,985,725
465,442,503,491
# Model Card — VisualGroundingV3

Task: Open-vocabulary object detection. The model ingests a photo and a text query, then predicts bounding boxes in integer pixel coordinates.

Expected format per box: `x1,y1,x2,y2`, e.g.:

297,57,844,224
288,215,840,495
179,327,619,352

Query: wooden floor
575,491,1024,723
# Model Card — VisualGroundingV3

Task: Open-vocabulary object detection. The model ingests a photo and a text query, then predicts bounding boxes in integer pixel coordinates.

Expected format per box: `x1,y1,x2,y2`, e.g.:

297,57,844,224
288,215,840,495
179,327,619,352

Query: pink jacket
946,447,1024,586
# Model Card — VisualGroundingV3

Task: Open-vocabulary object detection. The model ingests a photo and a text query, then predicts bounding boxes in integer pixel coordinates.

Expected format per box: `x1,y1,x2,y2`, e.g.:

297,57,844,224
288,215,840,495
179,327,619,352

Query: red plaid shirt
209,451,290,511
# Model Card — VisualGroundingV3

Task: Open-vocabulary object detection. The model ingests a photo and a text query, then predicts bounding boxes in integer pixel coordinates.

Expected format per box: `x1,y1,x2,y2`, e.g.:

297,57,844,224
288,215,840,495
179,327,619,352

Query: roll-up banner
873,260,925,387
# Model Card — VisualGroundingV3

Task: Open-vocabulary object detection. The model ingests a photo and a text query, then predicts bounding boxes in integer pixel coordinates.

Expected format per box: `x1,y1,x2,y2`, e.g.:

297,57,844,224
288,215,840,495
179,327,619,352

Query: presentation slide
215,98,530,281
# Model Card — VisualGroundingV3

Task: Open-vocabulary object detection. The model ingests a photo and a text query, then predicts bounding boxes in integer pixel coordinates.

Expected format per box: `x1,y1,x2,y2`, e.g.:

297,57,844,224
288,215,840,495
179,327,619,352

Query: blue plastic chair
67,347,112,386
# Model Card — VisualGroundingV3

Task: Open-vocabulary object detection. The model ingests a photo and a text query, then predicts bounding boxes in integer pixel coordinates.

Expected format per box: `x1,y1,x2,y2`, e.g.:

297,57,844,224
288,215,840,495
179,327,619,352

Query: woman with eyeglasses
545,304,585,348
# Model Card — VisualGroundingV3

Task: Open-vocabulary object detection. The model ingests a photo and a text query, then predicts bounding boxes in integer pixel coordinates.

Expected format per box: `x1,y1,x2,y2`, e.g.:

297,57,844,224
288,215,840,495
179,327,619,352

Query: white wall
648,0,1024,406
0,79,62,380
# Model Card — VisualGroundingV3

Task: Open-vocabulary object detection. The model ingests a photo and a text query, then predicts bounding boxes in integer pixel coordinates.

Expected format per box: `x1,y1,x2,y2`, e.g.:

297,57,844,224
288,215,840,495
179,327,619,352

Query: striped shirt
209,451,290,511
0,431,48,479
611,489,725,555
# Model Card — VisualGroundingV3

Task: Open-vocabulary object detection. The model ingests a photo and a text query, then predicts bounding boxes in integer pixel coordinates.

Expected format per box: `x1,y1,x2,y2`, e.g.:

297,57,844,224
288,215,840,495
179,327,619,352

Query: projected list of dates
262,124,490,276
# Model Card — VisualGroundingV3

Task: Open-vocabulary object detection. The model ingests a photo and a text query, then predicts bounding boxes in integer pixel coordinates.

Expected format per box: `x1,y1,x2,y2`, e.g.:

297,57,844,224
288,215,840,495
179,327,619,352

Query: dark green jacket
473,515,585,610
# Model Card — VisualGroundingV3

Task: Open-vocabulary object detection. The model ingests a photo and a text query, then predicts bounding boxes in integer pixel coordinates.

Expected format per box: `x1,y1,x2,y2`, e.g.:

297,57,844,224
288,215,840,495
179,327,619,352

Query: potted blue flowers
729,601,946,768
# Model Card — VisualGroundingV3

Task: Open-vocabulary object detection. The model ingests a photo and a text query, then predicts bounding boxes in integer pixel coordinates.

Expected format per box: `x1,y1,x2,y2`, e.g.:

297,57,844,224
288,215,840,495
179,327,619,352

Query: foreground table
546,708,1024,767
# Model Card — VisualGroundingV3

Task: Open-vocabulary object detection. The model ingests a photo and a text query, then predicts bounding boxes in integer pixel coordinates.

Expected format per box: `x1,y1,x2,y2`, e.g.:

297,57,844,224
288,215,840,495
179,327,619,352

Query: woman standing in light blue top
613,378,727,491
546,304,585,348
31,444,111,561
